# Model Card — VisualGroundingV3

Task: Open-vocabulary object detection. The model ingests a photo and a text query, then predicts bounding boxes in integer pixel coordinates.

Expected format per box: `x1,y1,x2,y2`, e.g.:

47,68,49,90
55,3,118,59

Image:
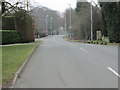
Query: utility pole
91,0,93,41
46,15,48,33
68,4,72,39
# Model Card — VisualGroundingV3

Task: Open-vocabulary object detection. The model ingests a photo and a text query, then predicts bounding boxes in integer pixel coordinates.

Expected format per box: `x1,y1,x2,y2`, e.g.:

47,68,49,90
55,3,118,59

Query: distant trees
65,1,120,43
33,7,63,35
65,1,102,40
75,2,91,40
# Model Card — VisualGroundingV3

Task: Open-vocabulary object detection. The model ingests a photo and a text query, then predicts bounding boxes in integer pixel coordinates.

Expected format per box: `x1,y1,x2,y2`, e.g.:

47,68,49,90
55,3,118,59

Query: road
14,35,118,88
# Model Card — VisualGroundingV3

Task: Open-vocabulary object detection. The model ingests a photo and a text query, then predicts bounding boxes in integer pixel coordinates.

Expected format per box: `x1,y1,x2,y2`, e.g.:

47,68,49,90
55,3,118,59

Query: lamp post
90,0,93,41
51,17,53,35
46,15,48,33
64,12,67,36
68,4,72,39
26,0,29,12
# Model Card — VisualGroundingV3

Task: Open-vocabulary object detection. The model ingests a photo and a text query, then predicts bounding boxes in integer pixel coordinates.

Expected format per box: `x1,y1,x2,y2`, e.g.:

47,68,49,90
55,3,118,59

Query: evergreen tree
100,2,120,43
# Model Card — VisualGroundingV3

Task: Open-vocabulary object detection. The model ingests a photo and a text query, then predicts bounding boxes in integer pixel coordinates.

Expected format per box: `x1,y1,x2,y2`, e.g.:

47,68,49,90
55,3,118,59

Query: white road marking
107,67,120,77
80,48,88,53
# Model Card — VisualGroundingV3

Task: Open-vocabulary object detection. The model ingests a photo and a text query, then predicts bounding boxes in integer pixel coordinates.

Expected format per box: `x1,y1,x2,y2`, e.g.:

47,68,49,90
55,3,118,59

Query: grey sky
6,0,98,13
33,0,98,12
33,0,77,12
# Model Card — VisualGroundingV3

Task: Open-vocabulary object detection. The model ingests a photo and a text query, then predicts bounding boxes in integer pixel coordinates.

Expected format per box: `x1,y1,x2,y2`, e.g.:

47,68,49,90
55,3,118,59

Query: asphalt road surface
15,35,118,88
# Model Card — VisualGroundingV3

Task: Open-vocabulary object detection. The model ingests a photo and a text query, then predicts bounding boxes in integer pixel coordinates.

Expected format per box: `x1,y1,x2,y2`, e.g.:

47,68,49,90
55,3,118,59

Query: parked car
39,30,48,38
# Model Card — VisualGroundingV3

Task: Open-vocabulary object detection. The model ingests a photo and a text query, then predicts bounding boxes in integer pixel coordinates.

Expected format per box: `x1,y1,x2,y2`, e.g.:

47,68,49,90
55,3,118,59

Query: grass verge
0,47,2,85
2,41,40,86
63,36,120,45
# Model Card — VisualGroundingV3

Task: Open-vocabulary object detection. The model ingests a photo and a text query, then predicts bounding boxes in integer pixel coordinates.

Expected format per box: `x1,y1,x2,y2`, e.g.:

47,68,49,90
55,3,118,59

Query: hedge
2,16,15,30
15,10,35,43
0,30,20,45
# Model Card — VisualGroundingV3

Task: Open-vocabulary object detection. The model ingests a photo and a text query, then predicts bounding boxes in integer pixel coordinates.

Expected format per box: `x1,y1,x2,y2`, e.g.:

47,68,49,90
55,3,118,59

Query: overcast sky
6,0,98,13
32,0,98,12
33,0,77,12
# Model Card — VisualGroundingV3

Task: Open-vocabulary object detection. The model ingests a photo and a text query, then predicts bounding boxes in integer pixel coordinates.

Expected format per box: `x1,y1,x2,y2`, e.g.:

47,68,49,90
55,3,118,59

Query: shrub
1,30,20,45
91,41,93,44
104,42,107,45
101,43,103,45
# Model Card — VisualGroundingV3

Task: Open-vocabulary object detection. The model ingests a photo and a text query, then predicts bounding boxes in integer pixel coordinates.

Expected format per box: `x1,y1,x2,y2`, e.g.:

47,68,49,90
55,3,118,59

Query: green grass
0,47,2,85
2,41,40,85
70,40,86,42
92,40,106,43
107,42,120,45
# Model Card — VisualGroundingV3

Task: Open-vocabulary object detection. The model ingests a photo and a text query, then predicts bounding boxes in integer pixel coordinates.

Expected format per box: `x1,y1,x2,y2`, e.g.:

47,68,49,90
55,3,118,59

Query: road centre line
107,67,120,77
80,48,88,53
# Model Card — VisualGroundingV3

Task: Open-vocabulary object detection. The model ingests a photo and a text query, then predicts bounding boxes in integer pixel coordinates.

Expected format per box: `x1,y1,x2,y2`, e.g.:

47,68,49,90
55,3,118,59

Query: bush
1,30,20,45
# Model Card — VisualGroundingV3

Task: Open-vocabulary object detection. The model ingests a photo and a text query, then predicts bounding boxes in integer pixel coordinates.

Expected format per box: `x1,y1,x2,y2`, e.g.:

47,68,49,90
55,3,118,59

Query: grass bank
2,41,40,86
